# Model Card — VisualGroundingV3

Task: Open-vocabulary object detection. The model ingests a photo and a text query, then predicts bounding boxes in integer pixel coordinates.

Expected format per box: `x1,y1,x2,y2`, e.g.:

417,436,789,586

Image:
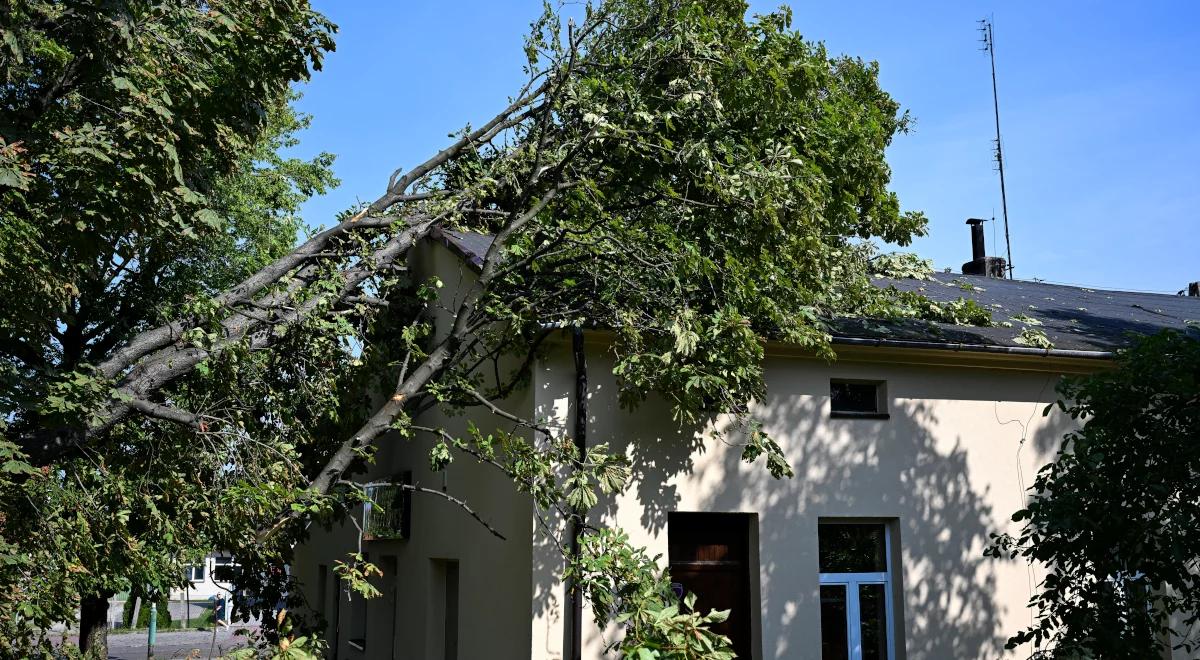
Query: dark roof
430,230,1199,356
843,272,1199,354
432,228,494,270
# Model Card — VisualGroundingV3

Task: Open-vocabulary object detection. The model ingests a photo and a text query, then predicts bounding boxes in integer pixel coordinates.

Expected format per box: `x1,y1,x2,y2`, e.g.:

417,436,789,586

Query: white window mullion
847,580,863,660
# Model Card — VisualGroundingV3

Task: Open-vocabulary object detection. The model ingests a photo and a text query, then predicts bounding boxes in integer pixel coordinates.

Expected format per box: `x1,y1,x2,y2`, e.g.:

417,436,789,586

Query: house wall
530,338,1082,660
168,553,236,601
293,239,535,660
291,237,1173,660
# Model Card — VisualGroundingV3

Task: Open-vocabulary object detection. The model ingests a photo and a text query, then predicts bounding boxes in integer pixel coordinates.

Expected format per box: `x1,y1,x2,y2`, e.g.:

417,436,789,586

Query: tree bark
78,592,110,658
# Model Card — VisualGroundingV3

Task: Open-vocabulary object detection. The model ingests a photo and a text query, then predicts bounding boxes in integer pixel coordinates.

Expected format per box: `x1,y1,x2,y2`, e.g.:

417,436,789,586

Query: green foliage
0,1,987,657
987,330,1200,657
0,0,335,653
333,553,382,601
1013,326,1053,349
0,1,333,391
119,593,171,629
460,0,937,484
228,610,327,659
570,529,734,659
871,252,934,280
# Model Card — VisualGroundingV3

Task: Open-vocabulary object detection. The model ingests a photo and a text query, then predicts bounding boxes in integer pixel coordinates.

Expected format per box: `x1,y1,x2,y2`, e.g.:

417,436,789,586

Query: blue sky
290,1,1199,293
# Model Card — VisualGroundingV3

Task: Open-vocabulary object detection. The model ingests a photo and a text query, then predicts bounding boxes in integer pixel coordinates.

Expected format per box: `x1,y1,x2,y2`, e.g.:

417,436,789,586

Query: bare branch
402,484,506,540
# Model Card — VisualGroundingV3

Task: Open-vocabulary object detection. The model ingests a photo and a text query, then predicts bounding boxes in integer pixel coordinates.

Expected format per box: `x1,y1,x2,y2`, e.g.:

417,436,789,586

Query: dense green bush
119,596,171,629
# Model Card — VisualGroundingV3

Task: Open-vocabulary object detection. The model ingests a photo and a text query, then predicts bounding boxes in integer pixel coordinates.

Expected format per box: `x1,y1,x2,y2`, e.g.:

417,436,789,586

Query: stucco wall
293,239,535,660
292,237,1152,660
531,338,1078,660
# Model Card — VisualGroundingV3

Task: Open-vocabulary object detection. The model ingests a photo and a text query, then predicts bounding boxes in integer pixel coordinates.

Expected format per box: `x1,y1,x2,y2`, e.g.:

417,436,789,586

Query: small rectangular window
830,380,887,418
186,565,205,582
819,523,887,573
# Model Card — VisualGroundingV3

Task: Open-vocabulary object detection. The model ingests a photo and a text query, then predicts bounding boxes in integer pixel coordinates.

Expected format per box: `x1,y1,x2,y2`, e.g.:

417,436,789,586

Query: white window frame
818,523,896,660
212,556,238,584
186,564,206,582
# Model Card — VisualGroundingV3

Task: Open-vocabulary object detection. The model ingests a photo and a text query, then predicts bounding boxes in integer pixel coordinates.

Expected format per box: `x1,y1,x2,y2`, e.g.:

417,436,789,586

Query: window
347,554,369,653
830,380,887,419
668,512,757,659
185,564,205,582
212,556,239,583
316,564,328,630
428,559,460,660
818,522,896,660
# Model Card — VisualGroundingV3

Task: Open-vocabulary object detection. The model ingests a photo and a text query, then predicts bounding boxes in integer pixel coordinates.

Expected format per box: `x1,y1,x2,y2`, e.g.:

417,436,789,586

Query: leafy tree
0,1,334,654
988,330,1200,658
0,0,982,657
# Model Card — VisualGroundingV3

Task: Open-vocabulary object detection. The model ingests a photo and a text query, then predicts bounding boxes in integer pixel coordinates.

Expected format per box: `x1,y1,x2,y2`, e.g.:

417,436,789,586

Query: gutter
830,335,1114,360
544,324,1115,361
568,326,587,660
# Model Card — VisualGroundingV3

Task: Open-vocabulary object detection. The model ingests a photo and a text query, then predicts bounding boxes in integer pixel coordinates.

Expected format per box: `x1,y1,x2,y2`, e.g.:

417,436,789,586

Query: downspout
568,326,588,660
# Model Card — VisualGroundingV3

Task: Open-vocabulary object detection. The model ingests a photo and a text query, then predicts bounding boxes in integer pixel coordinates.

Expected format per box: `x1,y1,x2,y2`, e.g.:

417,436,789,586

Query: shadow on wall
599,366,1076,660
749,395,1000,659
531,502,565,644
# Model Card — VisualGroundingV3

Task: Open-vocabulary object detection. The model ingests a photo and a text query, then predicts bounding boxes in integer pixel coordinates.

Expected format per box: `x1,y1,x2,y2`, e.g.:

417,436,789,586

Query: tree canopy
0,0,335,654
988,329,1200,659
0,1,974,657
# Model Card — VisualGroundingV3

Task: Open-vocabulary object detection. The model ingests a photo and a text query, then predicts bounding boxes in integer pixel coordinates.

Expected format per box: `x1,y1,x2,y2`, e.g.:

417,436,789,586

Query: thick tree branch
95,214,412,379
279,181,574,542
21,217,439,462
124,398,205,430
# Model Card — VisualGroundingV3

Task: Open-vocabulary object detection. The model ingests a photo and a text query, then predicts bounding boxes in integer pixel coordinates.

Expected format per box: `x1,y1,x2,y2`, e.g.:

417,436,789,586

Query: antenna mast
979,18,1014,278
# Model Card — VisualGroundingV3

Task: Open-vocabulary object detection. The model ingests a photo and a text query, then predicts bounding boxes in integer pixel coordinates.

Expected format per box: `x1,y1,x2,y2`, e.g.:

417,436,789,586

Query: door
668,512,756,658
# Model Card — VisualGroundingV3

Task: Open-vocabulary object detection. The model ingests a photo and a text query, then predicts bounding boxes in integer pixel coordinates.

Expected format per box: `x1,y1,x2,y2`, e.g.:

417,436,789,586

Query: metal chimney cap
966,218,988,225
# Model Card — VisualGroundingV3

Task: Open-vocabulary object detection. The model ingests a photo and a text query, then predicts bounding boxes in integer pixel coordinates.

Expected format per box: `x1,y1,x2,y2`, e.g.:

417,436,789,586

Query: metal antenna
979,18,1014,278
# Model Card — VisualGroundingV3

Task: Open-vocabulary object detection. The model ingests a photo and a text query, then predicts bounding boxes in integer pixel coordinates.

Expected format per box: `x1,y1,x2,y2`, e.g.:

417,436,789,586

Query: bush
120,594,172,629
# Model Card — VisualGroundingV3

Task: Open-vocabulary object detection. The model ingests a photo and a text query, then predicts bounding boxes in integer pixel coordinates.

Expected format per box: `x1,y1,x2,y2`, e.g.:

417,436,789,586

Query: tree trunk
78,592,110,658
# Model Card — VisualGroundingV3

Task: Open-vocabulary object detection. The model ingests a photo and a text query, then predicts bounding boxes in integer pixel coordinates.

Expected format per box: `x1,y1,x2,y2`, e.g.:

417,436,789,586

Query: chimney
1188,282,1199,297
962,218,1007,278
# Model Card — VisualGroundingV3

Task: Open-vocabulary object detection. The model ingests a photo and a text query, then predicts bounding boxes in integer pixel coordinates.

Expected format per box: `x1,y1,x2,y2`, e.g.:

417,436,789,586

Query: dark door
668,512,756,658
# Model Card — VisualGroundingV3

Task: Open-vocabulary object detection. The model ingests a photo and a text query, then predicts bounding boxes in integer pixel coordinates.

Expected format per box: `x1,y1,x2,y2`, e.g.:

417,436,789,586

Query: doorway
668,512,759,659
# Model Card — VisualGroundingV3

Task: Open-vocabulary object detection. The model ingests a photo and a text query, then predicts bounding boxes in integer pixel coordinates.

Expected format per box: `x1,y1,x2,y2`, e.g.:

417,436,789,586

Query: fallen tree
1,1,955,656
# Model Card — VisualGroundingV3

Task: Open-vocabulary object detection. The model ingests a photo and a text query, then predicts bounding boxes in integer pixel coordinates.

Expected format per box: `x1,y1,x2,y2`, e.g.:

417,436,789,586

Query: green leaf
111,76,138,93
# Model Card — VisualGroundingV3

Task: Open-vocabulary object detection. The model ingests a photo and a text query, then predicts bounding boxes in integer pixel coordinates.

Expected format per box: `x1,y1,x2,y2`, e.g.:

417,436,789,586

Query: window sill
830,411,890,420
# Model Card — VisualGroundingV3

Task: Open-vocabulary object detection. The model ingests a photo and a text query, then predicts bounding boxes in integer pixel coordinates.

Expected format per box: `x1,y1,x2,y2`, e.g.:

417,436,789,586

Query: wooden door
668,513,755,659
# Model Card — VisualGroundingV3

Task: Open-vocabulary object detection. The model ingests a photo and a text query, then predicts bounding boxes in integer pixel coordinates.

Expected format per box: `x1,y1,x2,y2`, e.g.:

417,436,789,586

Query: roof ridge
927,272,1196,301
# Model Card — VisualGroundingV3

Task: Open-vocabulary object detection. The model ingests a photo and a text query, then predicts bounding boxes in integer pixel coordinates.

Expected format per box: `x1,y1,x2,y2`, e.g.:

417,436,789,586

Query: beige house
292,226,1199,660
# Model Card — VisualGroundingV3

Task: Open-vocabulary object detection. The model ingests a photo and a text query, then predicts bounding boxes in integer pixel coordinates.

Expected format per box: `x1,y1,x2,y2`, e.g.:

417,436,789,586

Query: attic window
830,380,888,419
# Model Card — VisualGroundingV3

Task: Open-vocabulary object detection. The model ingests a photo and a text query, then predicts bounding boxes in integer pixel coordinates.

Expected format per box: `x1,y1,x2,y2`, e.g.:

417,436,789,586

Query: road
103,627,251,659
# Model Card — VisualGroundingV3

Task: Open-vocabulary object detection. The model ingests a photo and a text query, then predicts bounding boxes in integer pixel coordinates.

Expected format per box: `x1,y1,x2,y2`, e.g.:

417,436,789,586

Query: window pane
820,585,849,660
859,583,889,660
819,523,887,573
830,381,881,414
